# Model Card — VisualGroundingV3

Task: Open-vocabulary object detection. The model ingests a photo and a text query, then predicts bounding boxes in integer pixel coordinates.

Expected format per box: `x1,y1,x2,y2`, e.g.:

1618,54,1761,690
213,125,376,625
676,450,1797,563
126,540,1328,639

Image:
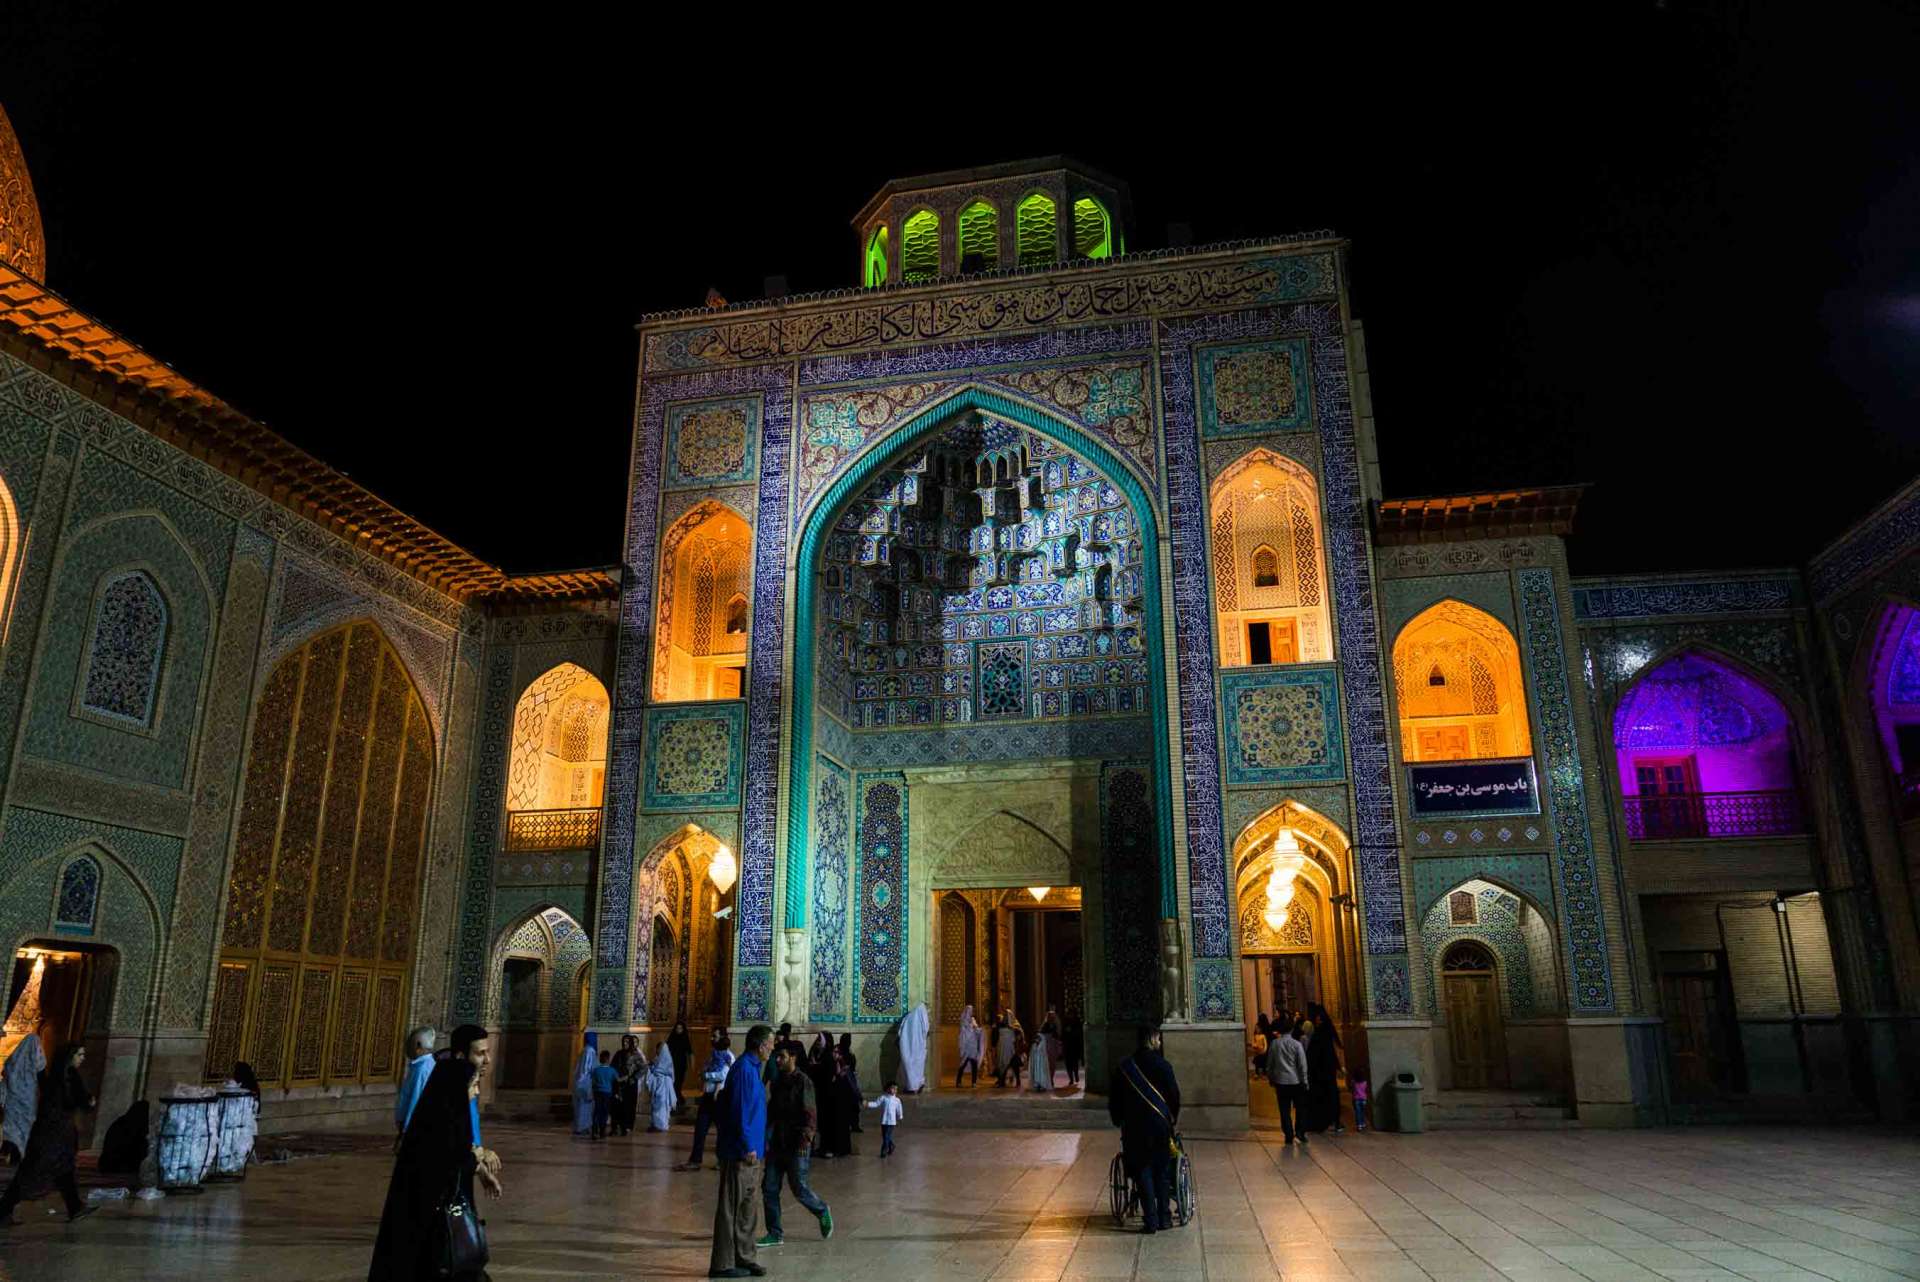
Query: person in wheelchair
1107,1024,1181,1233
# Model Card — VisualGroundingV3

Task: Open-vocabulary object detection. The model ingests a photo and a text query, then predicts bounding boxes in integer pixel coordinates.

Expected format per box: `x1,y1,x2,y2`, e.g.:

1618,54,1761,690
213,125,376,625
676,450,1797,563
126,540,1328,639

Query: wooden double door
1443,968,1505,1089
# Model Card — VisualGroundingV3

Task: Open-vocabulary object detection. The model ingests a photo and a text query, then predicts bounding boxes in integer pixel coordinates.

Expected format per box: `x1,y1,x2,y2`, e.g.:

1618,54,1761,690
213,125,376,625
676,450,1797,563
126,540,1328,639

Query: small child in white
865,1082,904,1157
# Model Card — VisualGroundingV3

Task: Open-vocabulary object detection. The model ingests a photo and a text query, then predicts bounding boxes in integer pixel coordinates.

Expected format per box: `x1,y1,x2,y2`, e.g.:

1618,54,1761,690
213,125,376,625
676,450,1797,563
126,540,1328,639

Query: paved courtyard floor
1,1122,1916,1281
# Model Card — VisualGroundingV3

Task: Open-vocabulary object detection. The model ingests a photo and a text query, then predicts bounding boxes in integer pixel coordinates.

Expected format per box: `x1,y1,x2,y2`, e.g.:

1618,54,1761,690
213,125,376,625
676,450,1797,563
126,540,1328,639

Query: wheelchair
1108,1134,1195,1228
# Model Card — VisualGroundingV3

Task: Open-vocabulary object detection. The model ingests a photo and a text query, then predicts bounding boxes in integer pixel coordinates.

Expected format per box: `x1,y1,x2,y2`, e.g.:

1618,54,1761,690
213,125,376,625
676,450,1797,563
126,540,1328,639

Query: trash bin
1386,1070,1424,1133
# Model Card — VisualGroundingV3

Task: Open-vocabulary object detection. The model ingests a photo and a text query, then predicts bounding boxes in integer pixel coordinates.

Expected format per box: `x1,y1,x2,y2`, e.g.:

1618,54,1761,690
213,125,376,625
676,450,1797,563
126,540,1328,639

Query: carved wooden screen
206,620,433,1086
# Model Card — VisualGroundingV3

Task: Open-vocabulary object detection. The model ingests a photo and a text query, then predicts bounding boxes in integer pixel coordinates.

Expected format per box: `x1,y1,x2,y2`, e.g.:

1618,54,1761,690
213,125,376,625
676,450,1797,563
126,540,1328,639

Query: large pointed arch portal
784,387,1176,931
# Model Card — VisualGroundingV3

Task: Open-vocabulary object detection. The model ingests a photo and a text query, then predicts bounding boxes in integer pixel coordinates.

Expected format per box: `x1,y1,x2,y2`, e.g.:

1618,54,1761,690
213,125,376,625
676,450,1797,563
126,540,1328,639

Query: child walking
1351,1077,1370,1132
590,1049,617,1140
865,1082,904,1157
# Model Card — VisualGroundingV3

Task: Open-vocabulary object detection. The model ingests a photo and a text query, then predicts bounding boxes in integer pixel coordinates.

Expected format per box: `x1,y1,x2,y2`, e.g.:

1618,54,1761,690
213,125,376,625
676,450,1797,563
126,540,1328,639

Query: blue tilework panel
1516,569,1615,1013
1192,957,1234,1022
1220,666,1346,785
1410,853,1556,922
1100,762,1161,1024
1160,302,1403,965
1197,339,1315,438
808,755,852,1022
1571,576,1794,620
851,772,908,1023
456,646,516,1022
1369,954,1412,1016
973,639,1029,720
642,702,746,812
664,396,760,490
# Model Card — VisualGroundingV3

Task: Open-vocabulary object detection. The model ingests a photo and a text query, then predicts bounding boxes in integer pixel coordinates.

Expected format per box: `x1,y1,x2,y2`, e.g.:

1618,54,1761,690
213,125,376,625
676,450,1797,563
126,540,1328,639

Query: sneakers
754,1233,784,1248
819,1207,834,1239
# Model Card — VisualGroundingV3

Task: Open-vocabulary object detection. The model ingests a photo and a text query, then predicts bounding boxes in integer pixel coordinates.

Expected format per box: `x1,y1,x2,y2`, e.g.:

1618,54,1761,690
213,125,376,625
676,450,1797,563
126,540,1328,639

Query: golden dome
0,103,47,281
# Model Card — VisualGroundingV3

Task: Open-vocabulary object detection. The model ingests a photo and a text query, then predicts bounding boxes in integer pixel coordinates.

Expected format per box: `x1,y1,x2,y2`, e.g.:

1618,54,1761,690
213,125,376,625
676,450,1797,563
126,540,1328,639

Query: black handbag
433,1170,489,1278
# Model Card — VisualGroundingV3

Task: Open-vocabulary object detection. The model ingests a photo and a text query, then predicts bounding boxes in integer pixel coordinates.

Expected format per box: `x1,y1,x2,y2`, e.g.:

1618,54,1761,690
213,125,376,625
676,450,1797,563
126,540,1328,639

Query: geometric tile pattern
807,755,851,1022
1220,665,1346,785
641,702,745,812
1420,884,1543,1018
1516,568,1615,1013
452,647,516,1023
1808,475,1920,603
850,772,906,1024
54,853,101,934
79,569,167,725
664,396,759,490
1196,339,1314,438
1409,852,1556,923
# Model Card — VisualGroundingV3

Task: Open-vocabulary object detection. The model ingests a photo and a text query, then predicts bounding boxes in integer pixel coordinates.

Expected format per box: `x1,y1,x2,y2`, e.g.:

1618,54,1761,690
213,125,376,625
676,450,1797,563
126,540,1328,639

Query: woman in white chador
954,1006,984,1088
570,1032,599,1136
898,1003,930,1093
1027,1022,1053,1092
1,1030,46,1163
646,1040,678,1132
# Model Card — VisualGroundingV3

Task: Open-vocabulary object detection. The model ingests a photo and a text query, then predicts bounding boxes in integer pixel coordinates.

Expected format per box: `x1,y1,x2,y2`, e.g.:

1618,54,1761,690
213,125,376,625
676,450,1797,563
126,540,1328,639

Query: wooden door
1661,967,1737,1096
1444,973,1500,1089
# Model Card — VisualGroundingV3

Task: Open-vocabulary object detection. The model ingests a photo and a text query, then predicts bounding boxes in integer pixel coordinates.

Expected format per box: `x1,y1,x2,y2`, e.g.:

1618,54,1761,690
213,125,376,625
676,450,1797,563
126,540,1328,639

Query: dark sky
3,7,1916,577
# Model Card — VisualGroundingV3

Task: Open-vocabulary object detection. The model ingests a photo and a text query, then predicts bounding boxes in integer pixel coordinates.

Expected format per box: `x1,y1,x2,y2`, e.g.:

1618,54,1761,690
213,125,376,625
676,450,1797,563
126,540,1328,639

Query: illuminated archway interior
1393,600,1532,762
1613,651,1800,838
1233,802,1355,1053
507,663,609,811
638,825,734,1034
1210,451,1331,667
654,506,751,702
491,905,592,1089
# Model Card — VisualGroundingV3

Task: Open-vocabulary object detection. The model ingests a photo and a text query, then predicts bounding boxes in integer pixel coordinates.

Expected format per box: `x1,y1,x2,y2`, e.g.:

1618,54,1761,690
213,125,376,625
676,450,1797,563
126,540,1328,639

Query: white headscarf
1,1033,46,1154
899,1003,930,1092
958,1006,984,1061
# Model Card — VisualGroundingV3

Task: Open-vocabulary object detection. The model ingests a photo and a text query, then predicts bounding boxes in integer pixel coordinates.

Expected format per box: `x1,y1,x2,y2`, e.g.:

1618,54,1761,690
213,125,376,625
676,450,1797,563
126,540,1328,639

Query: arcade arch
1232,801,1359,1045
1392,600,1532,762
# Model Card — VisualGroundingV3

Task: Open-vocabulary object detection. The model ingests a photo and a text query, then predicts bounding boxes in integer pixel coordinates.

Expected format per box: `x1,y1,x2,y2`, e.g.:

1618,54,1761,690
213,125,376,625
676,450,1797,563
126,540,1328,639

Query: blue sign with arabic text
1406,757,1540,818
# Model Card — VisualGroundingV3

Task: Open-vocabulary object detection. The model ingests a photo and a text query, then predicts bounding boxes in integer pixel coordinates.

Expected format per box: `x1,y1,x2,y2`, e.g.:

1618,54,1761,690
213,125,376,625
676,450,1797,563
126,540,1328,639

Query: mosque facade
0,124,1914,1133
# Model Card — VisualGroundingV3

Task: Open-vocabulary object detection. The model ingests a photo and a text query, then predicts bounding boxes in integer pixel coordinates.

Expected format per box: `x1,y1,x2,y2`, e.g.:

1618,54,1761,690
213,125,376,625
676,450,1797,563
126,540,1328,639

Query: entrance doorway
1441,941,1505,1089
933,887,1084,1091
2,944,112,1067
1659,950,1741,1096
498,957,543,1089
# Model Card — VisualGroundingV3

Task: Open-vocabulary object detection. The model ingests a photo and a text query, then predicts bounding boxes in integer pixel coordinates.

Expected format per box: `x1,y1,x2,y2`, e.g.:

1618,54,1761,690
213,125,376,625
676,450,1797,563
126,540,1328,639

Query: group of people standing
573,1024,690,1140
0,1026,97,1228
957,1005,1083,1090
1258,1001,1347,1145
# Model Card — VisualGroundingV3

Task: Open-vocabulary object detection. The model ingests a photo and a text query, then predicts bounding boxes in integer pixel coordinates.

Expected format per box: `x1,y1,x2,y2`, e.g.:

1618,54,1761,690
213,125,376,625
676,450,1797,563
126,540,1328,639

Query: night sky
3,7,1915,578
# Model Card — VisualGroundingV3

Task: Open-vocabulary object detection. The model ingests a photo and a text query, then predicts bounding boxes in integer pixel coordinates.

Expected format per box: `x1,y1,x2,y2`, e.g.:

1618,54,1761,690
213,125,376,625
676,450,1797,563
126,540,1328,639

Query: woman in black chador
370,1056,484,1280
1303,1002,1343,1134
0,1043,95,1227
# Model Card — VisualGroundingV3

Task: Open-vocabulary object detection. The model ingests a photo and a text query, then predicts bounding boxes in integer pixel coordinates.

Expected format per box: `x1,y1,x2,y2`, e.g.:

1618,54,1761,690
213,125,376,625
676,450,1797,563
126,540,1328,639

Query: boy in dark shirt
591,1050,617,1140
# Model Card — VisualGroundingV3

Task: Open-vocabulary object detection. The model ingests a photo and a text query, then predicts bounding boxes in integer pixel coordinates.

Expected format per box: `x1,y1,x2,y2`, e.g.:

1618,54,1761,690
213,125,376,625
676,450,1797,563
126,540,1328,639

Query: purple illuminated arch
1612,652,1801,838
1868,604,1920,788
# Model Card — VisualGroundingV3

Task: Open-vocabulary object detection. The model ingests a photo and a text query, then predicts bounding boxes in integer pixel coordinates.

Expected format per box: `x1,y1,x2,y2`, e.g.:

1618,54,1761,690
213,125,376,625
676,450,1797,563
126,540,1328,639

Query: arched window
0,471,21,644
1209,450,1331,667
655,504,752,701
1443,940,1496,972
1869,604,1920,818
901,209,940,283
864,225,889,287
208,620,434,1087
505,663,610,850
958,200,998,268
1392,601,1532,762
1613,651,1802,839
1016,193,1057,266
54,854,102,935
80,569,168,726
1072,196,1113,259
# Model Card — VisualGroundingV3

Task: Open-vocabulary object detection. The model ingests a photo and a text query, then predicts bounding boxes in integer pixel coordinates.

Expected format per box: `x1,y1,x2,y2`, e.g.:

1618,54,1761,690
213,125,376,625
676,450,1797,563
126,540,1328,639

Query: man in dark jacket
1108,1024,1181,1233
758,1043,834,1247
710,1024,770,1279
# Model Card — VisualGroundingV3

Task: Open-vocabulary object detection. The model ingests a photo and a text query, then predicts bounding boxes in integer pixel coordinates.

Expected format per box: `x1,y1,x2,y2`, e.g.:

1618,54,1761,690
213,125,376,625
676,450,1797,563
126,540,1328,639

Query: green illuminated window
1072,196,1113,259
1016,193,1057,266
864,226,890,287
958,200,998,267
902,209,940,283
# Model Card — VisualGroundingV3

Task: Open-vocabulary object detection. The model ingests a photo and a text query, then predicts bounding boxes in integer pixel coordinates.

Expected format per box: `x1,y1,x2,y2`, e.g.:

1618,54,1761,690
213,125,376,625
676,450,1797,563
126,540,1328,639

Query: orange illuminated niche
654,505,751,701
1392,601,1533,762
1210,450,1331,667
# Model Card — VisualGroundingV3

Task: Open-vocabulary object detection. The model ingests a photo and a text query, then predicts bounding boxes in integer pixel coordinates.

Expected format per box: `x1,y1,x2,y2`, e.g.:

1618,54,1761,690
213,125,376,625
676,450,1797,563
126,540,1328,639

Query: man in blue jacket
709,1023,771,1279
